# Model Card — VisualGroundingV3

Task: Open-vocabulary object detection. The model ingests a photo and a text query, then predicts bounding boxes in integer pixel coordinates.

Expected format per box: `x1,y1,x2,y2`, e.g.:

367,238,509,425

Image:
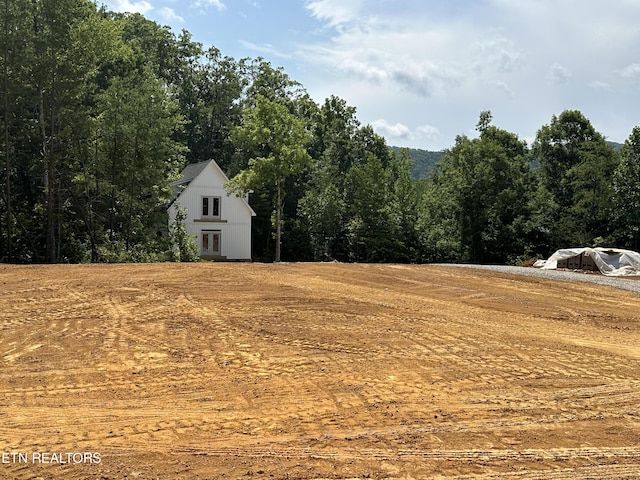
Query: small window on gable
202,196,220,219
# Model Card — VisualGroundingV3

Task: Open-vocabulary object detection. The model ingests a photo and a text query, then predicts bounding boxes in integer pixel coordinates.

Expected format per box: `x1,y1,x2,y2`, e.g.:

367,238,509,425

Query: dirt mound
1,263,640,479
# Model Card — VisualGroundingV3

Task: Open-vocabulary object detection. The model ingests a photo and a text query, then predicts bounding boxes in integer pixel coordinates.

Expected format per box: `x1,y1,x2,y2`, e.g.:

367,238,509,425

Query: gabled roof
170,160,211,198
169,159,256,216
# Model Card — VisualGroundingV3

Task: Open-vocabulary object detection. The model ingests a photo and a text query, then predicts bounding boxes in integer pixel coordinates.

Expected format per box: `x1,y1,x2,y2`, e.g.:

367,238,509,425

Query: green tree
116,12,177,82
298,96,359,261
345,153,402,262
0,0,33,260
172,41,246,169
388,149,422,261
66,11,187,262
612,126,640,249
353,125,394,168
418,113,532,263
243,58,306,107
227,94,311,262
299,96,416,262
228,60,313,261
64,11,129,261
30,0,98,261
93,66,184,258
532,110,618,247
416,169,462,262
308,96,360,170
0,3,193,263
298,182,346,260
169,207,199,262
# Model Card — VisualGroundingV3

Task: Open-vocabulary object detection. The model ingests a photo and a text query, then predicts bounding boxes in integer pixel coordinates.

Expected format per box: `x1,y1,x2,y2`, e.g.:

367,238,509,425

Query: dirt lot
2,262,640,479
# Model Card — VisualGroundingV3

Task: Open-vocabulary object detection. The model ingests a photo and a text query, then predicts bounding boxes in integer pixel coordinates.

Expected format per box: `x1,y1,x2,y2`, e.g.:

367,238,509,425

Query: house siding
169,161,253,261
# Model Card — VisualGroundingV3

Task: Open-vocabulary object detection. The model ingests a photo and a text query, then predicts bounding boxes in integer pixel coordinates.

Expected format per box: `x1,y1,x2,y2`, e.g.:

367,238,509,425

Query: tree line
1,1,639,264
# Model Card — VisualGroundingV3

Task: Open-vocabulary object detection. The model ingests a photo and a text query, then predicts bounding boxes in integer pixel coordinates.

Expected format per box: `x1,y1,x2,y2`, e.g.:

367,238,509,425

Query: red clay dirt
1,262,640,479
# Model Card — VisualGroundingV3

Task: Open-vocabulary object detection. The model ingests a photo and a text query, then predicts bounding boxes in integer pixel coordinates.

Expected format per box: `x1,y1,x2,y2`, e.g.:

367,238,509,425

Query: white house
168,160,255,261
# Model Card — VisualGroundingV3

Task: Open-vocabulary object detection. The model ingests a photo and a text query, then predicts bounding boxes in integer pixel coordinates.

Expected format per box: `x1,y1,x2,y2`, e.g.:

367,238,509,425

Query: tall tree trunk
2,0,11,261
108,94,120,239
275,175,282,262
42,87,57,262
48,21,58,263
34,0,57,262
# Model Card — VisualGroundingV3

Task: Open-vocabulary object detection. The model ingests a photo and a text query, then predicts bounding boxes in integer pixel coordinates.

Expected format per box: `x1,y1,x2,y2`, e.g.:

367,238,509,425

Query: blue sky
102,0,640,151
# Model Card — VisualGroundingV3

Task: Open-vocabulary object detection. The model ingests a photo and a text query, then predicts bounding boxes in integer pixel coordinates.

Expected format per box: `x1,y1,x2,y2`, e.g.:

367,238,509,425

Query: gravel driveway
437,263,640,295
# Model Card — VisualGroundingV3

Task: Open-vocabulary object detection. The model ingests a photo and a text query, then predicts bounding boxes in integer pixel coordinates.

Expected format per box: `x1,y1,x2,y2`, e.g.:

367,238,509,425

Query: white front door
201,230,221,256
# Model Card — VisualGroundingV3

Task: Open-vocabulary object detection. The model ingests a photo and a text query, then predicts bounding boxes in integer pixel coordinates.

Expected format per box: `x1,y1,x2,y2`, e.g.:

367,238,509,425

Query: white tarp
534,247,640,276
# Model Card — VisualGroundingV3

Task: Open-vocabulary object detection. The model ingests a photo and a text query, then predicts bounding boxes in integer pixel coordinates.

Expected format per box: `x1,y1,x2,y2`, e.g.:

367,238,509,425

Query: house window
202,196,221,219
201,230,221,256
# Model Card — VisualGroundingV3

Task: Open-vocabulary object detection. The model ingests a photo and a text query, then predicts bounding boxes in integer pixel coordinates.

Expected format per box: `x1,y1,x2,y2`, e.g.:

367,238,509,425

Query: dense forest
1,1,639,264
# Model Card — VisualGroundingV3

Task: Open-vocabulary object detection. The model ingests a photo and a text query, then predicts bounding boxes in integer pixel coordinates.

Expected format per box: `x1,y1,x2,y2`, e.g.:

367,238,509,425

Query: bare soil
1,262,640,479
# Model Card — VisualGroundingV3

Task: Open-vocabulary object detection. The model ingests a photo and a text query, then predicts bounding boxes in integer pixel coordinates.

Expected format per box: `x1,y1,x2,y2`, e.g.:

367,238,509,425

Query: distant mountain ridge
607,141,624,151
390,146,445,179
393,141,625,179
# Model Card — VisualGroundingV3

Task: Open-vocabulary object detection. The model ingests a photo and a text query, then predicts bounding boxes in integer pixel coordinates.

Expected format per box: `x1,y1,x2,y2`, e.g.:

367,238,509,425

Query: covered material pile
534,247,640,276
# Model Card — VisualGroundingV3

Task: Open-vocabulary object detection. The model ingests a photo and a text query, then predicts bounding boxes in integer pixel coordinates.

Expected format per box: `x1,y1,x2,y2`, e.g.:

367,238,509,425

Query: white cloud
305,0,362,28
547,63,572,85
298,0,640,149
239,41,291,59
159,7,184,22
371,119,411,139
108,0,153,14
371,119,442,144
391,64,462,98
491,80,515,97
617,63,640,79
300,25,465,99
193,0,226,11
589,80,613,92
416,124,442,142
474,37,523,74
299,4,533,101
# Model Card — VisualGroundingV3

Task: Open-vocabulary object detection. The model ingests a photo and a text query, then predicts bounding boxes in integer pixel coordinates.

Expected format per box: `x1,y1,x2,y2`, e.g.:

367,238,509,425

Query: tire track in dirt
171,444,640,461
163,443,640,479
3,263,640,479
191,265,640,427
2,279,231,455
451,464,640,479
